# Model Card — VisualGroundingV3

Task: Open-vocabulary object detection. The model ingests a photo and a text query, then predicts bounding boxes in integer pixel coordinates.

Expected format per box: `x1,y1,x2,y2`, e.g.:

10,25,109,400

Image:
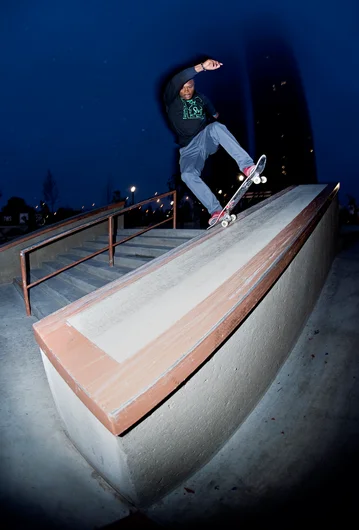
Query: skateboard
207,154,267,229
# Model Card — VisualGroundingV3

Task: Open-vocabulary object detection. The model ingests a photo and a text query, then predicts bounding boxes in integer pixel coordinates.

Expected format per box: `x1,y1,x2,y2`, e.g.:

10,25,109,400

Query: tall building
248,44,317,193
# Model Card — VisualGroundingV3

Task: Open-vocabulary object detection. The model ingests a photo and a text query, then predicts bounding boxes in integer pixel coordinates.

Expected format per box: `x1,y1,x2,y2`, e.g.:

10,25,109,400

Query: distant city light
281,81,287,85
218,190,223,194
92,203,95,206
310,149,314,152
82,206,84,209
170,201,174,205
130,186,136,193
157,198,160,202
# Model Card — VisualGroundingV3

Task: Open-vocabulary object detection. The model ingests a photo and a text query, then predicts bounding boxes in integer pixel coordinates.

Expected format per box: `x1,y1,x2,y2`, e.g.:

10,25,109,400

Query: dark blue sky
1,0,358,210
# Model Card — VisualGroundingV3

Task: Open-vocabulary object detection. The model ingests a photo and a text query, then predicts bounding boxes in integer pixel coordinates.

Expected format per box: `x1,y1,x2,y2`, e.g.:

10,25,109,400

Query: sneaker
208,210,225,226
243,165,256,178
243,155,266,178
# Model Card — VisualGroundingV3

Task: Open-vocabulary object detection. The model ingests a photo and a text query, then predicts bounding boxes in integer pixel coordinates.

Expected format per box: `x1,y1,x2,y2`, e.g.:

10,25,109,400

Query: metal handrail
20,190,177,316
0,198,126,251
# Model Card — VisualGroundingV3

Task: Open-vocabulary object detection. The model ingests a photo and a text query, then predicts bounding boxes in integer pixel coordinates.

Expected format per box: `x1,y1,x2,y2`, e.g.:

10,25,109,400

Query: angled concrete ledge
33,183,339,506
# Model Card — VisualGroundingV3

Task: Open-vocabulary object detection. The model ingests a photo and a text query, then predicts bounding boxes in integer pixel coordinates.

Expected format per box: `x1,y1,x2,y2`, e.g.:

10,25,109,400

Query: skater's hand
201,59,223,71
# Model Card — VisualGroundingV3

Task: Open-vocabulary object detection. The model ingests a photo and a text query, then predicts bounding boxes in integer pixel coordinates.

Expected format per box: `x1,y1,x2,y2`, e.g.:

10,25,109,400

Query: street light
130,186,136,205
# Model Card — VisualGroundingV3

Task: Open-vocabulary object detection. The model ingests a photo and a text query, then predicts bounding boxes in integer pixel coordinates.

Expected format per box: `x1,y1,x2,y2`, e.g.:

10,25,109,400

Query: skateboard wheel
230,214,236,221
261,175,267,183
221,220,229,228
253,176,261,184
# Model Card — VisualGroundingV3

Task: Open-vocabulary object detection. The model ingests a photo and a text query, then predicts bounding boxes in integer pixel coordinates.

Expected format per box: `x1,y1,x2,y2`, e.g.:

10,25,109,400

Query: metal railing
20,190,177,316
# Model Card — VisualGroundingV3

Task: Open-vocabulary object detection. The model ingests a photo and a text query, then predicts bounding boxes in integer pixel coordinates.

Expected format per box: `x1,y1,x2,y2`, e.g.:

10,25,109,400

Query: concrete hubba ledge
34,184,339,507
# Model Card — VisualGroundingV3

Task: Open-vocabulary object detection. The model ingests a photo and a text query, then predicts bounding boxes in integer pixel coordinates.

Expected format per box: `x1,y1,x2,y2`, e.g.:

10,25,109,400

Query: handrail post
20,251,31,316
108,215,114,266
173,190,177,229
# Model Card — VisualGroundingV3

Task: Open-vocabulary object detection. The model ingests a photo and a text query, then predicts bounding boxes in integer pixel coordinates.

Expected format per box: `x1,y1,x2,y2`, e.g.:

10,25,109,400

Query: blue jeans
179,122,254,215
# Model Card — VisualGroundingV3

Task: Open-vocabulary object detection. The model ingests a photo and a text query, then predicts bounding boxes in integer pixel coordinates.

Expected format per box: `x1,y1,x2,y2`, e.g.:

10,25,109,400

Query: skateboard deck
207,154,267,229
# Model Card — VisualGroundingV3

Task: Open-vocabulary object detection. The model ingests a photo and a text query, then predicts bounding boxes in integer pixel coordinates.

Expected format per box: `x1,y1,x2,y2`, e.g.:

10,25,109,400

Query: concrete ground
0,285,132,529
1,226,358,528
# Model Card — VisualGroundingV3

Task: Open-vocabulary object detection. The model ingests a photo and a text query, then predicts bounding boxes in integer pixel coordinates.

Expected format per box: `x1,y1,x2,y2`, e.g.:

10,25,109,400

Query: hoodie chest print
182,97,205,120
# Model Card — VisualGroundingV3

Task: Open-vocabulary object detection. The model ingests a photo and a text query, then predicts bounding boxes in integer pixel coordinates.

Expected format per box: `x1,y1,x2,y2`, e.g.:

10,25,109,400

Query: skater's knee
208,121,228,136
210,121,226,130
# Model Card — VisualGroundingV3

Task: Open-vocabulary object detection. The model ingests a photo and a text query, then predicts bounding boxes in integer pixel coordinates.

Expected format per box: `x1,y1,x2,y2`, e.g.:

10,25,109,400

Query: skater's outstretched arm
163,59,223,108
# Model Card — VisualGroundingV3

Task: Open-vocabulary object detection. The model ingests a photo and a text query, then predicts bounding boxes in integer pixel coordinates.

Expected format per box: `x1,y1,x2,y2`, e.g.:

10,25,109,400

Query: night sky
1,0,358,211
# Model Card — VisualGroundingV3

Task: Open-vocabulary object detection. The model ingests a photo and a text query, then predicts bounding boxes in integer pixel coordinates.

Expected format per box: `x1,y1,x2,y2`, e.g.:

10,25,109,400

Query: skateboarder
164,58,262,225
